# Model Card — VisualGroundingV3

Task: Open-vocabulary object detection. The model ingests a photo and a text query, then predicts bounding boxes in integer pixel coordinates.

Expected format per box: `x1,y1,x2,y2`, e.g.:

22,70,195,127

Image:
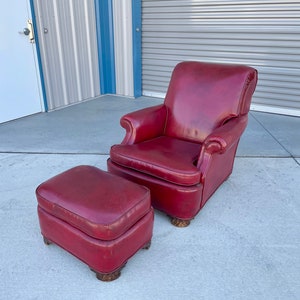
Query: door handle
23,28,30,35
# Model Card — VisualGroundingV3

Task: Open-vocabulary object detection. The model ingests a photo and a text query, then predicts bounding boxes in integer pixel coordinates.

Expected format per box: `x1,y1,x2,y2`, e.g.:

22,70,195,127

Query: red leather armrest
197,115,248,170
120,104,167,144
203,115,248,154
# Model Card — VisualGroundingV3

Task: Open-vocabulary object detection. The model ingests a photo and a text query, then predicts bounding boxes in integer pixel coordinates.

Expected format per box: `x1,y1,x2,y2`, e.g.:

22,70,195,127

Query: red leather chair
108,61,257,227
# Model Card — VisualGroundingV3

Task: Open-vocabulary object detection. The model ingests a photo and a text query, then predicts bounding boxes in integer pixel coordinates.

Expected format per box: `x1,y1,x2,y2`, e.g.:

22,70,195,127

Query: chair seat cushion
36,166,151,241
110,136,202,186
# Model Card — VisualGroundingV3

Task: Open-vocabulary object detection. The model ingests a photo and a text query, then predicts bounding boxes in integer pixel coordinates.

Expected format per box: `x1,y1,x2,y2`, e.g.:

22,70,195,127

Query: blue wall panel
95,0,116,94
132,0,142,97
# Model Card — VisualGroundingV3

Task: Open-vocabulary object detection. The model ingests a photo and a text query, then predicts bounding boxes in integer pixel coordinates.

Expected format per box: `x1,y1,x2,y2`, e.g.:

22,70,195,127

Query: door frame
29,0,48,111
95,0,116,95
132,0,142,97
95,0,142,97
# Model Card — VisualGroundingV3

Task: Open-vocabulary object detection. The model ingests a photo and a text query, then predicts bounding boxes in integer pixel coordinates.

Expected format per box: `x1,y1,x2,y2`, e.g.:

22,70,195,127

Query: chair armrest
196,115,248,170
203,115,248,154
120,104,167,144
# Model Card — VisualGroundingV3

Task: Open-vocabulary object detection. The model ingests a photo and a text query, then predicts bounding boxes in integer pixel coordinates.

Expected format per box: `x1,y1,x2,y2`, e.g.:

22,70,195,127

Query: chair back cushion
164,61,257,142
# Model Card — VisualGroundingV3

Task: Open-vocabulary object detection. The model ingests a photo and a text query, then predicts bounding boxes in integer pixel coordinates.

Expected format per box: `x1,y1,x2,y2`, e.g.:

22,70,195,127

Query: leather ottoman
36,165,154,281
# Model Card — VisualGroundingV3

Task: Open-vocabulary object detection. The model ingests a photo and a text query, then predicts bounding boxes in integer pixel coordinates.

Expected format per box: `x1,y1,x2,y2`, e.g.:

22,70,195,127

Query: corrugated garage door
142,0,300,116
34,0,100,110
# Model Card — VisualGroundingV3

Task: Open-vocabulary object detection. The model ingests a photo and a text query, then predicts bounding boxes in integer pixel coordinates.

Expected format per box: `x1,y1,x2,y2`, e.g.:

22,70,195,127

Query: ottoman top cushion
36,166,151,240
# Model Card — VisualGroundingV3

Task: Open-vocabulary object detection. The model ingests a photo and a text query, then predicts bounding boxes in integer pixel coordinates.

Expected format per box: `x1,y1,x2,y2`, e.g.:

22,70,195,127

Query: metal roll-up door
142,0,300,116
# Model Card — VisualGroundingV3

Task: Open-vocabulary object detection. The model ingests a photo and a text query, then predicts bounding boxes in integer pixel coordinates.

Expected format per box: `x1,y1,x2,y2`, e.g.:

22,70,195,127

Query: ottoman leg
94,239,152,282
43,236,52,245
142,240,151,250
94,268,122,282
91,263,127,282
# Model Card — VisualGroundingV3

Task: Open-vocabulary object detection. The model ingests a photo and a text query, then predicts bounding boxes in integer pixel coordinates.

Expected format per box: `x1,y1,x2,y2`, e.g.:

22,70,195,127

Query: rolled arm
204,115,248,153
120,104,167,145
197,115,248,169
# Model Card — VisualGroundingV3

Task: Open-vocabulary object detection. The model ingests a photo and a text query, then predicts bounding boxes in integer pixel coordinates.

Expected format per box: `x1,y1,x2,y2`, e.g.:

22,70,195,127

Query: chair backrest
164,61,258,143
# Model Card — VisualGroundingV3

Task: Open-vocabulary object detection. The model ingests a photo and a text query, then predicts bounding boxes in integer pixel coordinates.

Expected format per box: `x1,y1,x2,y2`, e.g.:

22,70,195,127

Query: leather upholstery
38,205,154,275
110,136,202,186
108,61,258,224
36,165,151,240
36,165,154,277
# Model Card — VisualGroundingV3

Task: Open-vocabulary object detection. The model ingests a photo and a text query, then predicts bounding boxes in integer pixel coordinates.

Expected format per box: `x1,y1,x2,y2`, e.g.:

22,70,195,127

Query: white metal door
0,0,43,123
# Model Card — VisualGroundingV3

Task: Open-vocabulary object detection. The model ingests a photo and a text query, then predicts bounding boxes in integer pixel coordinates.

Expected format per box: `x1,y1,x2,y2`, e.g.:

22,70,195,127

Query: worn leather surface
36,165,151,240
111,136,202,186
109,61,258,220
107,158,203,220
38,206,154,273
164,61,257,142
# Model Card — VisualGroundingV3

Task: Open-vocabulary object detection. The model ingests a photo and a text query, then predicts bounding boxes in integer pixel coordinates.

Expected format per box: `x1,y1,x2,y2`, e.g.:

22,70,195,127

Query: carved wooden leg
43,236,52,245
94,268,122,282
170,217,191,227
90,262,127,282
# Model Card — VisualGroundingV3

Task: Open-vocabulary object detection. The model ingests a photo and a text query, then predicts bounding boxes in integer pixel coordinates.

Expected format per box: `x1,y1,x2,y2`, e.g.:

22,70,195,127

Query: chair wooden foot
43,236,52,245
170,217,191,227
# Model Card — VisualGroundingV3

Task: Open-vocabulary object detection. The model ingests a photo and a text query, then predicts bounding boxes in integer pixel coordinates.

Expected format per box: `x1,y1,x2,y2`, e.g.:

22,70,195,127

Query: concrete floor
0,95,299,300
